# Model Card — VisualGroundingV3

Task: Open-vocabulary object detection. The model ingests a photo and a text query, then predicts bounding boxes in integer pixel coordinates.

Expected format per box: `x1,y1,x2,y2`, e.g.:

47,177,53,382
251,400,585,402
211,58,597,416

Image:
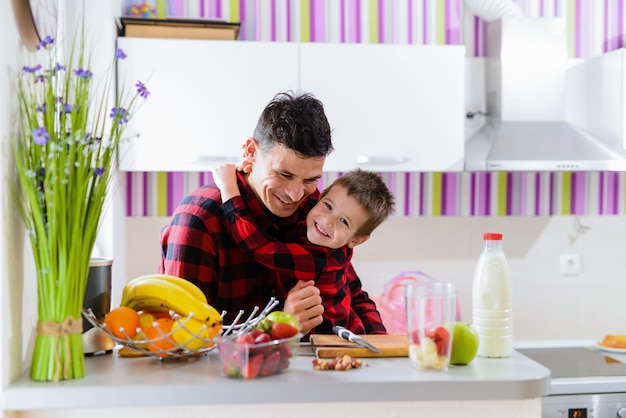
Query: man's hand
283,280,323,335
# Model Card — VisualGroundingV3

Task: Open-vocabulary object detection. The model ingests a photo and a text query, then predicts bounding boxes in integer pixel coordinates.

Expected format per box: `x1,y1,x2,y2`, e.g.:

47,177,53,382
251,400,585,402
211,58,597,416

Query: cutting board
310,334,409,358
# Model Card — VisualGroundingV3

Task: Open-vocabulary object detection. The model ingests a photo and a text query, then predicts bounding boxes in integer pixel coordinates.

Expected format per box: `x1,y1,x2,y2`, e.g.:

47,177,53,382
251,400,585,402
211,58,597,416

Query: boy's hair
321,169,395,237
253,90,334,158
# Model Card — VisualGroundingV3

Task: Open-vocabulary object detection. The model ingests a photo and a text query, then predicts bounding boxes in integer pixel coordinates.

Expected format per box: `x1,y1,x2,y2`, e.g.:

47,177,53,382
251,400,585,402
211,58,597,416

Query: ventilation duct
464,1,626,171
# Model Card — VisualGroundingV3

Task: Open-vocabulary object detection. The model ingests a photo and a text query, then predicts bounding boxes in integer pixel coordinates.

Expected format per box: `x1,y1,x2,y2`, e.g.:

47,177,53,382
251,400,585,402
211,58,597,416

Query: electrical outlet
559,253,581,275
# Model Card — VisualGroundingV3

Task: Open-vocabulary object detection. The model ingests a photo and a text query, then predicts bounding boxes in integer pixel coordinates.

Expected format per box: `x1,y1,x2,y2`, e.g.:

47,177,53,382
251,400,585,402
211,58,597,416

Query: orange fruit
145,318,176,357
103,306,140,339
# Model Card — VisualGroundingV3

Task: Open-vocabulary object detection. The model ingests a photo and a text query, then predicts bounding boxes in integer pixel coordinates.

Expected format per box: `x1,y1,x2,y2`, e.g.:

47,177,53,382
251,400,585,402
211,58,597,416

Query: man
159,91,386,336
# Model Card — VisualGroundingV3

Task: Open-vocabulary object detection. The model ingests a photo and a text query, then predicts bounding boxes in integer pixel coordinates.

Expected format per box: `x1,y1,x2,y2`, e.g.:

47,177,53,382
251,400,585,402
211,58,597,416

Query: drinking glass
405,282,457,371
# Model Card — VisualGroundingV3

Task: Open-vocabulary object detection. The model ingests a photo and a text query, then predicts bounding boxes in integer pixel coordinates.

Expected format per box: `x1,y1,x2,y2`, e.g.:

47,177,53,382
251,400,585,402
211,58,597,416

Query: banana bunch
120,274,223,330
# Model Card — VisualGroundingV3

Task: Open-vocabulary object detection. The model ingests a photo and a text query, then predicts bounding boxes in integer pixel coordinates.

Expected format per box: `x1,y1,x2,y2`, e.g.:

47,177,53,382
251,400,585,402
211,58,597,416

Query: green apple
265,311,300,330
450,322,479,365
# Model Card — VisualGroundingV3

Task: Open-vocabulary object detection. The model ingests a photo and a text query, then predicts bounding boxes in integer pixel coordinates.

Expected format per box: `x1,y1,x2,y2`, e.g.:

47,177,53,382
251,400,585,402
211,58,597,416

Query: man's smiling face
245,140,325,218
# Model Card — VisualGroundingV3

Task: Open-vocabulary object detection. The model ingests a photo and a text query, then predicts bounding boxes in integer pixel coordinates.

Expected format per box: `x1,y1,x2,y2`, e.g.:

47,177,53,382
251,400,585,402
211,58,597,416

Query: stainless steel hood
464,14,626,172
466,119,626,171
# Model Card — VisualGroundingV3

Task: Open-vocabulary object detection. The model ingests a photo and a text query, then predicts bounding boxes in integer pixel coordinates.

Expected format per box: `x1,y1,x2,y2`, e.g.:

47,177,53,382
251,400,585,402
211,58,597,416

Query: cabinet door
300,43,465,172
117,38,299,171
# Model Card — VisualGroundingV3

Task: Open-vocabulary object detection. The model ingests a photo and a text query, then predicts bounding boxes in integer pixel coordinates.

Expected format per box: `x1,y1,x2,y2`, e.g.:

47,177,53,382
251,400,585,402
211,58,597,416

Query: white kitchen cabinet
117,38,299,172
300,43,466,172
117,38,465,172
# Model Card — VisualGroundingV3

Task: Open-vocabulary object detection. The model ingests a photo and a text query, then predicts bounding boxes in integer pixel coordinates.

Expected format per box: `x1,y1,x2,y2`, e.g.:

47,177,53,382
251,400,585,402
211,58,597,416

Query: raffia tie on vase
36,316,82,382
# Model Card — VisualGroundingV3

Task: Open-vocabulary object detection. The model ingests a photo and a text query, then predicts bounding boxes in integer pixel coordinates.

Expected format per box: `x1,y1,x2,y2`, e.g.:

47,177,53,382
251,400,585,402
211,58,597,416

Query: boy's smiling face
306,184,369,249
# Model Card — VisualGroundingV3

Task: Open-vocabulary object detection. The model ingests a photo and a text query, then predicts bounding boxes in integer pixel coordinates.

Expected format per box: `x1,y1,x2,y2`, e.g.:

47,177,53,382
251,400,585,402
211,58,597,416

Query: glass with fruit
405,282,457,371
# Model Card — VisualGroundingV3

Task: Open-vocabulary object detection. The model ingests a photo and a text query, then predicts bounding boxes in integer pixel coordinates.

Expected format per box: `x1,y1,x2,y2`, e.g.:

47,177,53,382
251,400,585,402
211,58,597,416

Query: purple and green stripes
125,171,626,217
161,0,466,45
125,171,214,217
152,1,626,56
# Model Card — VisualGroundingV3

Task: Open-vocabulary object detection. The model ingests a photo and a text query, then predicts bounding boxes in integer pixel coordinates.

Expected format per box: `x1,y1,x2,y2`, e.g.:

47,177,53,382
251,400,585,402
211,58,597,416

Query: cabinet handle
355,156,409,166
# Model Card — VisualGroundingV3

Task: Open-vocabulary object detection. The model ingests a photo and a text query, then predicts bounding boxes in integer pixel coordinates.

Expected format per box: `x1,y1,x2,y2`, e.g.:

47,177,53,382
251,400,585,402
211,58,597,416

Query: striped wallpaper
125,171,626,217
122,0,626,217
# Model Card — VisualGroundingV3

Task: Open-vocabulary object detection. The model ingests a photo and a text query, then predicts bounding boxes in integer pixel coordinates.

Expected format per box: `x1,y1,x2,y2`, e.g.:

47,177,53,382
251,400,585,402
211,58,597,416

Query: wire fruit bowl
82,298,279,359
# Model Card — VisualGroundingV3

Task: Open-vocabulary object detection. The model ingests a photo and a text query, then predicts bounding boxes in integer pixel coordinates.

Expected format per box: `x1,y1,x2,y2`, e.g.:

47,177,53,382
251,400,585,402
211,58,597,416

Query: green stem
30,332,84,382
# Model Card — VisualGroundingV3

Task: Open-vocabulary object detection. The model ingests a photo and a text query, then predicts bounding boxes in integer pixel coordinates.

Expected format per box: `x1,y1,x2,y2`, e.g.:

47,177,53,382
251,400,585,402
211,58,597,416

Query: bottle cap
483,232,503,240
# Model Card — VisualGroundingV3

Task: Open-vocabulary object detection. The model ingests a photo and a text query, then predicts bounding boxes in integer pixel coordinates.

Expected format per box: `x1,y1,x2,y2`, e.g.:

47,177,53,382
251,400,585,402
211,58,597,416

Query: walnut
312,355,364,371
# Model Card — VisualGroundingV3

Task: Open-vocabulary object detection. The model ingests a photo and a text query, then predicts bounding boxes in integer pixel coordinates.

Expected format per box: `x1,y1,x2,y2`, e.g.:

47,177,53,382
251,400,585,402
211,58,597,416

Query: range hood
464,11,626,171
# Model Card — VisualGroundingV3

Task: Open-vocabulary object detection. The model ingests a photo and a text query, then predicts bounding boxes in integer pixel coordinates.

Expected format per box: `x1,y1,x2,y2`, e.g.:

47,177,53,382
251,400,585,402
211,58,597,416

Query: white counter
516,339,626,396
3,348,549,417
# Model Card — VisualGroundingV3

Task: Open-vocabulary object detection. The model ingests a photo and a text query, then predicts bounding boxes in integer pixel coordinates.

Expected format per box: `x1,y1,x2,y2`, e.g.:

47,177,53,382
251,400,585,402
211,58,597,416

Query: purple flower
35,74,46,83
36,36,55,50
36,103,47,113
135,81,150,98
116,49,127,60
110,107,129,125
64,103,72,113
74,68,93,79
94,168,106,176
22,65,42,74
49,63,66,76
32,127,50,145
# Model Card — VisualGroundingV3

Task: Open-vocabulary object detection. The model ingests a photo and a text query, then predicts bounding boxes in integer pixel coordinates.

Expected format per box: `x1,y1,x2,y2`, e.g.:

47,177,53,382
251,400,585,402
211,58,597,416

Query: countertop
4,348,550,411
516,338,626,395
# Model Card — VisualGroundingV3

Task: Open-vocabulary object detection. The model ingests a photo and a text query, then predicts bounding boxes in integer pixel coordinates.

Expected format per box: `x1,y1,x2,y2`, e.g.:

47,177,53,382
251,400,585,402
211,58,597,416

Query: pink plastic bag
373,271,462,335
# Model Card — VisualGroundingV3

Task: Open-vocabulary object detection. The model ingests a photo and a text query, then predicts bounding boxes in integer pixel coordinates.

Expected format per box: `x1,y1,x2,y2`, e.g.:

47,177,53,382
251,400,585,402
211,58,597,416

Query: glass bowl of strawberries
217,317,301,379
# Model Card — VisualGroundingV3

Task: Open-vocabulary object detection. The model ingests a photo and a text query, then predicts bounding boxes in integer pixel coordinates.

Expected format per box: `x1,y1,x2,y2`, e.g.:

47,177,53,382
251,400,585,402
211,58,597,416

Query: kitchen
2,0,626,417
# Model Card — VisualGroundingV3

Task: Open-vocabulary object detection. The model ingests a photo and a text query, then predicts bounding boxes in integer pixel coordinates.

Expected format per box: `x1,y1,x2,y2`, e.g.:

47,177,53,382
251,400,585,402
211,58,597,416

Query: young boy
213,164,395,335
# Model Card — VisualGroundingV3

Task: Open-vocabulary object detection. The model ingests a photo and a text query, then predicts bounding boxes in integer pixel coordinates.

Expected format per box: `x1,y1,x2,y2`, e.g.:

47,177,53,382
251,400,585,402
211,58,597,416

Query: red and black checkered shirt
158,171,386,334
221,195,382,334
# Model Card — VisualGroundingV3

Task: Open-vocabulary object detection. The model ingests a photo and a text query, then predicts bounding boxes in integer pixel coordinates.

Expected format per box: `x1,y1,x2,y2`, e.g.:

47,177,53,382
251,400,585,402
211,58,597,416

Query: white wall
1,0,25,416
126,214,626,341
0,2,121,416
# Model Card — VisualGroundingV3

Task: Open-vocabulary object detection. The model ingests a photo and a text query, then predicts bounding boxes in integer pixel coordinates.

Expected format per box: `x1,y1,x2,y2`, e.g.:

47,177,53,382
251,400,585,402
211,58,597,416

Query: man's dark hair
253,91,334,157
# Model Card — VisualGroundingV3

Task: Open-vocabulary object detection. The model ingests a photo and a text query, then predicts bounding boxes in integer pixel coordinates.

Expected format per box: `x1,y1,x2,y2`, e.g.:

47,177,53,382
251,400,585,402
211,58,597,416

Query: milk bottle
472,232,513,358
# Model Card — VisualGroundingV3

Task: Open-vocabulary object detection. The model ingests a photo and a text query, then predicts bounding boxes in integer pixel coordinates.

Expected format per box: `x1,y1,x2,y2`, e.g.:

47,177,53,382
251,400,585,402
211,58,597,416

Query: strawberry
229,350,244,368
426,326,450,356
277,341,292,359
252,331,273,356
235,333,255,345
248,328,264,339
260,351,281,376
241,353,264,379
254,332,272,344
270,322,298,340
222,361,231,374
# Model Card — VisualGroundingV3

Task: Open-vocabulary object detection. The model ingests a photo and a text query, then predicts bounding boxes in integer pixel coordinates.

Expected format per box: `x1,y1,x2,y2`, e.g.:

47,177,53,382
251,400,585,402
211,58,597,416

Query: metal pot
82,257,114,355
